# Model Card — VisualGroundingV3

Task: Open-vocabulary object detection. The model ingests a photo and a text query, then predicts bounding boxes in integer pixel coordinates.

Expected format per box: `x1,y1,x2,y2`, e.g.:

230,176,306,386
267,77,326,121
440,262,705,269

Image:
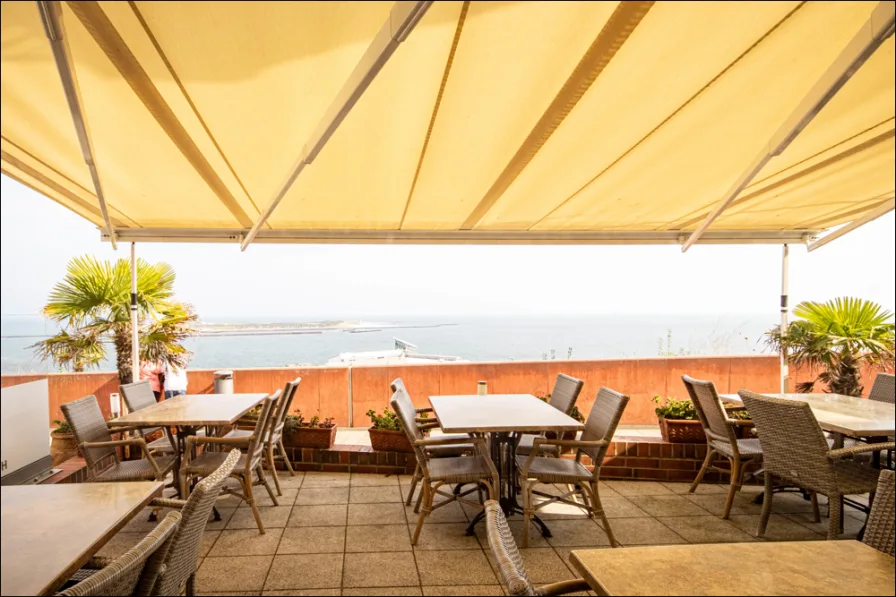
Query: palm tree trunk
114,329,134,384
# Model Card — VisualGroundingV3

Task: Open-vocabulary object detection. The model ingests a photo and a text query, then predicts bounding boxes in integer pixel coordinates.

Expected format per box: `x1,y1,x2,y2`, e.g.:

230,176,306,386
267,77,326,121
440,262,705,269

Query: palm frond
30,330,106,372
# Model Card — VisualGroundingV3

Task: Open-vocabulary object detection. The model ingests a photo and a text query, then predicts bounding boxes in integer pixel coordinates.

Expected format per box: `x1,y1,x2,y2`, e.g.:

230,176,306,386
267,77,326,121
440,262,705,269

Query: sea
0,314,778,374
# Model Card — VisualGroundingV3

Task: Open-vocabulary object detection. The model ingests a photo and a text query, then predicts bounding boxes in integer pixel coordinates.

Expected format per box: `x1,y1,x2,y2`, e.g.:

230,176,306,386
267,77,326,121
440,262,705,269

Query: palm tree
31,256,197,383
766,297,895,396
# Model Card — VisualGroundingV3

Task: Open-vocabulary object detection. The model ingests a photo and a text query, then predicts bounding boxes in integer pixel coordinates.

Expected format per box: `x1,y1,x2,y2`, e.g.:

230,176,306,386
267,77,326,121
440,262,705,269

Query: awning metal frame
681,0,896,253
240,0,433,251
807,196,895,252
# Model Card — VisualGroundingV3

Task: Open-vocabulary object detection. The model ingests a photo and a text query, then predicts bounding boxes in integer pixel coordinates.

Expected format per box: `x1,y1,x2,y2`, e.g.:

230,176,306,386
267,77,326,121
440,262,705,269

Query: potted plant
284,410,337,449
653,396,705,443
50,419,78,465
366,408,414,453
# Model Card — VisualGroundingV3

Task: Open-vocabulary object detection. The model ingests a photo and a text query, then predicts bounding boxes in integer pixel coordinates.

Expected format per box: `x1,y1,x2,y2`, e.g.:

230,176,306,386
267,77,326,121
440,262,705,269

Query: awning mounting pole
682,0,895,253
130,242,139,401
780,244,790,394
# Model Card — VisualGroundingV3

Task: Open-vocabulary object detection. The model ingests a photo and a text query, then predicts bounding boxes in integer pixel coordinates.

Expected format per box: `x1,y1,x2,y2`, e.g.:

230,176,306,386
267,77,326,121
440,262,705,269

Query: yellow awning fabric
2,1,894,246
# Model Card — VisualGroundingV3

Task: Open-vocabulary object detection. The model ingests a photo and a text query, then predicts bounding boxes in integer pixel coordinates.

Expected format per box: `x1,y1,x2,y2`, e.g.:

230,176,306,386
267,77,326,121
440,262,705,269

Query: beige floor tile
346,524,413,552
404,499,469,523
543,519,611,547
226,506,292,530
205,507,237,531
553,546,609,576
199,592,260,596
604,481,675,496
602,517,686,546
295,487,350,505
95,532,145,558
272,471,305,486
351,485,404,504
195,555,273,593
474,518,550,549
239,489,297,508
352,473,401,486
598,496,650,519
349,503,408,525
301,472,351,488
684,494,763,517
411,522,482,550
263,554,343,590
278,526,346,554
288,504,348,527
216,494,244,508
263,590,339,596
486,547,574,585
628,495,712,517
768,492,822,514
422,586,504,596
120,508,163,533
728,514,824,541
780,511,864,539
415,550,499,586
396,474,416,486
200,531,221,558
343,588,423,596
342,552,420,587
209,528,283,557
657,516,757,544
660,482,727,495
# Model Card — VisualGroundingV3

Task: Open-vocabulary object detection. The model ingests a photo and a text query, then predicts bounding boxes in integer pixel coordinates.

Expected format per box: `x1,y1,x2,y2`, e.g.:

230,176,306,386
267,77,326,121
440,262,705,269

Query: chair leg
828,494,843,540
406,463,421,506
757,471,774,538
591,480,619,548
810,491,821,523
722,457,742,520
522,480,533,548
411,483,432,546
179,470,191,500
690,448,715,493
257,465,279,506
414,479,425,513
278,439,295,476
186,573,196,596
267,443,282,496
243,474,265,535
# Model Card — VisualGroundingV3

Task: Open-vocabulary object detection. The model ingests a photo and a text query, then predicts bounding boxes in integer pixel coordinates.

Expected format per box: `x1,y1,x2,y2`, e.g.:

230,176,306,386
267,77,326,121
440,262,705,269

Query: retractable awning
2,1,894,249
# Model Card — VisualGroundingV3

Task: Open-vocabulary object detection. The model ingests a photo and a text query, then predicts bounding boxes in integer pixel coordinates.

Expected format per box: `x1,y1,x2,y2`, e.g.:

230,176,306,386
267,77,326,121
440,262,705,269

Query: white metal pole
780,244,790,394
129,242,139,412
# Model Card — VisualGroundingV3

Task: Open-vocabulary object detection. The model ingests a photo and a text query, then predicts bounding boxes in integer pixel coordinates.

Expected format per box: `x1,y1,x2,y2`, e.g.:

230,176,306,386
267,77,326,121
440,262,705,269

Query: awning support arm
807,196,895,252
681,0,895,253
37,0,118,249
240,0,433,251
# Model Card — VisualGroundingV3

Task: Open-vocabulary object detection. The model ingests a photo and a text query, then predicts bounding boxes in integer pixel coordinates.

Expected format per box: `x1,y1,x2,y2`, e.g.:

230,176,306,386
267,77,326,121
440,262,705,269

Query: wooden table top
570,541,895,596
721,392,895,438
108,393,268,427
430,394,585,434
1,481,163,596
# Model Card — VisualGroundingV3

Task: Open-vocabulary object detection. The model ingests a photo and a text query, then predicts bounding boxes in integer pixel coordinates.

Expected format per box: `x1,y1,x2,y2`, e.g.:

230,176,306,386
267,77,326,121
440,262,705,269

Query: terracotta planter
285,426,336,450
658,418,706,443
368,427,414,453
50,433,78,466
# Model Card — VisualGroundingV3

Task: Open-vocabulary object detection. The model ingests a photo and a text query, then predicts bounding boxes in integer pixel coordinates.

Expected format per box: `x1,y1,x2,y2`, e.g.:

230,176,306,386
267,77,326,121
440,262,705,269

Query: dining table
569,541,895,596
1,481,163,596
429,393,584,537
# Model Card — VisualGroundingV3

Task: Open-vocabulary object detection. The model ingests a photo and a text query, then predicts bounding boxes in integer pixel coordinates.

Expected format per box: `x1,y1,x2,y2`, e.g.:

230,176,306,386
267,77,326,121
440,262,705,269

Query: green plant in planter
52,419,72,435
538,394,585,422
292,410,336,430
366,408,402,431
652,396,698,420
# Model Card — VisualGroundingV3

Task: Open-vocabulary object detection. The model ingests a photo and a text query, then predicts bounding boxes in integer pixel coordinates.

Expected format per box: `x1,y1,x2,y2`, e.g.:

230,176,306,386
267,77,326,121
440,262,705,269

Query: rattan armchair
682,375,763,519
739,390,894,539
56,512,180,597
517,373,584,458
224,379,301,495
119,380,179,454
862,469,895,556
181,393,279,534
484,500,590,596
517,387,628,548
869,373,895,405
61,395,176,483
391,387,499,545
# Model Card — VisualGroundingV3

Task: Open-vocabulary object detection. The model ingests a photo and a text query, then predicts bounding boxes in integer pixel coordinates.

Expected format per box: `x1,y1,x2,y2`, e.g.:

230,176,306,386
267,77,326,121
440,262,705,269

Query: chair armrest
415,407,434,414
540,579,591,596
80,438,147,450
107,425,145,434
414,437,472,447
417,420,441,430
723,404,748,413
533,438,607,450
828,442,896,460
150,497,188,510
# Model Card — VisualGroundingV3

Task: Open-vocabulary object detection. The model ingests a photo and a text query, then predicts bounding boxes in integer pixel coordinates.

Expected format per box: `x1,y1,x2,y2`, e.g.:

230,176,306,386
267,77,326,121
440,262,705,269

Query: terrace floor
104,473,865,596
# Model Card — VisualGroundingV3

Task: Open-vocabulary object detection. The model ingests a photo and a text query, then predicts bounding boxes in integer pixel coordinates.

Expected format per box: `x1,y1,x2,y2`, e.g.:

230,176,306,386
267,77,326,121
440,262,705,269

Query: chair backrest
863,469,895,557
390,388,427,466
548,373,584,416
390,378,407,395
246,393,278,469
869,373,895,405
738,390,835,491
682,375,737,445
61,395,118,472
119,380,163,437
57,511,180,596
579,387,629,466
483,500,536,596
148,449,241,596
271,379,301,438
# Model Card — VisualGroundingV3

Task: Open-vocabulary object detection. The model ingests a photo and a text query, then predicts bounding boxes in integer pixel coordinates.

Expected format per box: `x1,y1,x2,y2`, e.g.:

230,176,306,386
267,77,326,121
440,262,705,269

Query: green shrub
366,408,402,431
51,419,72,435
652,396,698,420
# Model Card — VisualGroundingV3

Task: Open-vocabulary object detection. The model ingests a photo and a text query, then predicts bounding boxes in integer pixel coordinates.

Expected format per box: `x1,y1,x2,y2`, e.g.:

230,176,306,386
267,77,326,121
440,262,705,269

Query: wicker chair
142,449,241,595
517,387,629,548
517,374,584,458
862,469,895,556
119,380,178,455
390,378,473,509
869,373,895,405
390,387,499,545
56,512,180,597
738,390,894,539
61,395,176,483
682,375,763,519
224,379,301,495
181,393,280,534
483,500,589,596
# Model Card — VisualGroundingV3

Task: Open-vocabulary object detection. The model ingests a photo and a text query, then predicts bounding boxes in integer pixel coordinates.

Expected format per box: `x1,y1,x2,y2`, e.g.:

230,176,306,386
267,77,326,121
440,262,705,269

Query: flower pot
50,433,79,466
285,426,336,450
368,427,414,453
658,418,706,444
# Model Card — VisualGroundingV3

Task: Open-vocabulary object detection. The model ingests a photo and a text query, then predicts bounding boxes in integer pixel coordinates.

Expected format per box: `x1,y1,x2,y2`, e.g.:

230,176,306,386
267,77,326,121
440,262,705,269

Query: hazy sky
2,175,894,319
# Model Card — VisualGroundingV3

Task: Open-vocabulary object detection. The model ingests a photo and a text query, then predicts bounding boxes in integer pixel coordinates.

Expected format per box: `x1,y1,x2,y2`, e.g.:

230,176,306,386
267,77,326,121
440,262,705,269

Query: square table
430,394,584,536
108,393,269,430
1,481,163,596
569,541,895,596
